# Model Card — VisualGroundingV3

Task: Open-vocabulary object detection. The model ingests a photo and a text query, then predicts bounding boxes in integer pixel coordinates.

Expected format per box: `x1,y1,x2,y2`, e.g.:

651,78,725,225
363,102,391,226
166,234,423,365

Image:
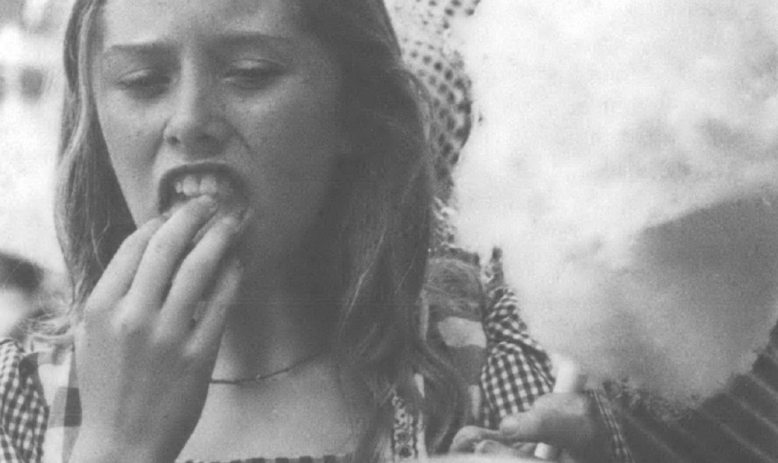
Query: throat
212,284,335,385
180,356,368,461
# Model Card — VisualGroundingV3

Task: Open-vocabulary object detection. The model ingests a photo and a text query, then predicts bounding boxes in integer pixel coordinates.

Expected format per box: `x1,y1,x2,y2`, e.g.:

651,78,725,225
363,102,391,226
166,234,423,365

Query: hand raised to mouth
70,196,250,463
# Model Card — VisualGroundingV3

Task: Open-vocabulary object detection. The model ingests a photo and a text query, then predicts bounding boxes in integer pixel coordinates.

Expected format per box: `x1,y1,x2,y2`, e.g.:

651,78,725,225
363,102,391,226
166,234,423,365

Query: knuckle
147,234,179,257
179,252,220,276
566,394,593,417
150,328,183,354
110,309,148,338
181,343,201,362
182,342,210,368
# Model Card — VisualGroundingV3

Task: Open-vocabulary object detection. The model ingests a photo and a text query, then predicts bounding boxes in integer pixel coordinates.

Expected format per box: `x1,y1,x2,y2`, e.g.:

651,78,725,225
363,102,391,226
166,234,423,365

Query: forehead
97,0,306,47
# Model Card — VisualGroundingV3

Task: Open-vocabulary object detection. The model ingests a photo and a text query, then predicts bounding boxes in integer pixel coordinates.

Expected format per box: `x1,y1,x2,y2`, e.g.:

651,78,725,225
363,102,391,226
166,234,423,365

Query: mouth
157,163,250,216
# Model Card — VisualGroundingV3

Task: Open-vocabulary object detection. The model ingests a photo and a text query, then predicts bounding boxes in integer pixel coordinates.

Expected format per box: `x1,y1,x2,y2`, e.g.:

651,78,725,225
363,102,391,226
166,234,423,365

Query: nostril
164,116,230,155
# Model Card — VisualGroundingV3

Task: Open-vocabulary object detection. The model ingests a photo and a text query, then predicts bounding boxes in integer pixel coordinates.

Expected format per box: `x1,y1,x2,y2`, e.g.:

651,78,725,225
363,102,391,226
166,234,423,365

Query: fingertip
474,440,501,454
450,426,483,452
196,194,219,212
141,215,166,229
227,207,254,238
474,440,523,457
500,415,521,437
178,195,220,224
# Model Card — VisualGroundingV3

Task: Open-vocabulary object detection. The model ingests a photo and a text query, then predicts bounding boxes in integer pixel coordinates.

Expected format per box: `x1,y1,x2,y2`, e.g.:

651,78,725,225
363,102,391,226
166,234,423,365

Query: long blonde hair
52,0,467,459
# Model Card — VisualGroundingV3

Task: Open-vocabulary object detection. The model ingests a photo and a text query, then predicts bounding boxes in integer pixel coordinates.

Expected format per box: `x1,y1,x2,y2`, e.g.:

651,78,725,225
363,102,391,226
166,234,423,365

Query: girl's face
92,0,346,269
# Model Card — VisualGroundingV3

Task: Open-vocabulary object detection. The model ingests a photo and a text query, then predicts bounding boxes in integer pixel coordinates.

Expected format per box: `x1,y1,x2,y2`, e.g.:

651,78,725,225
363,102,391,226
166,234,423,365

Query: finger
187,256,242,357
450,426,502,452
159,213,246,332
516,443,539,456
129,196,219,305
499,393,597,453
475,440,541,460
87,217,166,311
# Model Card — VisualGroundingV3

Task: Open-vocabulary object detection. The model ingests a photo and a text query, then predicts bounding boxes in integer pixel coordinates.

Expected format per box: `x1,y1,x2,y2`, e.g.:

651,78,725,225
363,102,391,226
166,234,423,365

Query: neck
211,219,342,383
211,264,336,383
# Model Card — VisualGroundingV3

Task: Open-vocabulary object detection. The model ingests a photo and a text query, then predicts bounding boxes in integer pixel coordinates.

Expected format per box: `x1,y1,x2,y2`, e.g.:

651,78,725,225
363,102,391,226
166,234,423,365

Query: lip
157,162,250,215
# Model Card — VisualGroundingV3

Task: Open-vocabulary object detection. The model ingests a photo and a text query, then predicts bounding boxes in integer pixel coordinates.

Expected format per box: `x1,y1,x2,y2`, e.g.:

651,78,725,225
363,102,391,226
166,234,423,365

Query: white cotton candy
453,0,778,406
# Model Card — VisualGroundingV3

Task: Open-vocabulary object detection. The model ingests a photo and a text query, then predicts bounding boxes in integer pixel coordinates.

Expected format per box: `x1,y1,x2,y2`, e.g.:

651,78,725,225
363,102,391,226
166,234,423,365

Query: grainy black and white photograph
1,1,778,462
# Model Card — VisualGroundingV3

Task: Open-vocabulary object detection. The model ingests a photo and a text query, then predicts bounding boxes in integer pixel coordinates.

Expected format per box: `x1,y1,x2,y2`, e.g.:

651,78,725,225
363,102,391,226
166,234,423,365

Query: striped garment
612,323,778,463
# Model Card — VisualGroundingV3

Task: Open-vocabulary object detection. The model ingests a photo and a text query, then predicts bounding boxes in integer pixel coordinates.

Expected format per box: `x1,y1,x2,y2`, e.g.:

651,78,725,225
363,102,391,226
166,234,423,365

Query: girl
0,0,621,462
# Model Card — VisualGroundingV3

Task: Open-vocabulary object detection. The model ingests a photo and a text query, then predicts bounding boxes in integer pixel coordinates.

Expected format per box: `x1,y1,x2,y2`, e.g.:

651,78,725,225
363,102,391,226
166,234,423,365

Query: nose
163,71,230,157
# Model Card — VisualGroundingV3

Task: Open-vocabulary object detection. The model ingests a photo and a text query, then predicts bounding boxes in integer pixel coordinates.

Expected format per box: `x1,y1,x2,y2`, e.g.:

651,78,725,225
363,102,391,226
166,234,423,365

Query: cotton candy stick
534,356,588,460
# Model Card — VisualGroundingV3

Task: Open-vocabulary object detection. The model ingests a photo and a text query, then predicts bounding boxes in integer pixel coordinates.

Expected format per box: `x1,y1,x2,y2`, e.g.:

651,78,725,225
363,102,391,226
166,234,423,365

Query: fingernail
223,214,241,229
198,195,219,212
232,208,253,234
474,440,501,454
238,207,253,229
500,416,521,436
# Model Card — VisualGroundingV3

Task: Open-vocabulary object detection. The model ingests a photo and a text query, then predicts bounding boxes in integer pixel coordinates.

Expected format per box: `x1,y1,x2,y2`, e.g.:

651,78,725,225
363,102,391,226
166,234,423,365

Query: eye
117,69,170,98
224,60,281,90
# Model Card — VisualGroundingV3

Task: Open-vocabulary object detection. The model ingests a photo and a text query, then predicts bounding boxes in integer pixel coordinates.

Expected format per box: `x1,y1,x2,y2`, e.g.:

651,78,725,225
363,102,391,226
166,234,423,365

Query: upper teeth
174,173,234,199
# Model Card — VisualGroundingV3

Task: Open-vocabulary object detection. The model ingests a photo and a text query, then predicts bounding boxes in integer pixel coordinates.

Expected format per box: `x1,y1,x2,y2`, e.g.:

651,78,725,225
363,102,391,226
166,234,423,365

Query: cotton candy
453,0,778,407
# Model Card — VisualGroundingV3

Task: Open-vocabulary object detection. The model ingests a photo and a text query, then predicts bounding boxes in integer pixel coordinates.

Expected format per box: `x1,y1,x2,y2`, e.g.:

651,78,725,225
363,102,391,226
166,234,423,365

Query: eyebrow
212,31,295,48
101,31,295,60
101,42,172,60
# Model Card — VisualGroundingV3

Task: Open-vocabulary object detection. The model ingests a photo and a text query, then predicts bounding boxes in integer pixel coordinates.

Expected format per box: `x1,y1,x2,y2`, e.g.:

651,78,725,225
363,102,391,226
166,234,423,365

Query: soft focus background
0,0,72,274
0,0,72,338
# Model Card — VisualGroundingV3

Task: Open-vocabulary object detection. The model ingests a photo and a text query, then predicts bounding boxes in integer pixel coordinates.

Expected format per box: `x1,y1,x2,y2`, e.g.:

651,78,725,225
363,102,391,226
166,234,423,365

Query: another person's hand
70,197,246,463
450,392,613,463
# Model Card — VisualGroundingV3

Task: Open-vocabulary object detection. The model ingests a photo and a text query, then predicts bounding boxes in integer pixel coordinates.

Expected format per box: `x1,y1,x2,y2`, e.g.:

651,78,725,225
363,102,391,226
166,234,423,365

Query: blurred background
0,0,72,339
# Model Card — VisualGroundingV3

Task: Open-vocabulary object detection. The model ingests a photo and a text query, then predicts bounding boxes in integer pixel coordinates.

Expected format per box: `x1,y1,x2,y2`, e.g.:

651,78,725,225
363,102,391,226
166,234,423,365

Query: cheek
98,104,163,223
243,85,345,187
238,93,345,246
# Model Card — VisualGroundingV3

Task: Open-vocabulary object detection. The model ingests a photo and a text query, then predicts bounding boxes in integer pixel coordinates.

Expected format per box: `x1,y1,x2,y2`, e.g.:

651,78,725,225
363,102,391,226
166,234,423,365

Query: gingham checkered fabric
479,287,555,428
477,287,634,463
0,341,47,463
0,339,422,463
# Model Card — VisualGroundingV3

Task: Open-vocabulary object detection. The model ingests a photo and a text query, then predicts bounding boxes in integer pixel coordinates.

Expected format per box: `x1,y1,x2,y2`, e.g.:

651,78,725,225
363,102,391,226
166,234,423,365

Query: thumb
498,393,599,453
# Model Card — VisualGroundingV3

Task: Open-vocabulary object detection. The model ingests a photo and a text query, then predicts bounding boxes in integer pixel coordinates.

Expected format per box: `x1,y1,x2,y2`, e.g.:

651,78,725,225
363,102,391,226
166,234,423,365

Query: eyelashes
114,60,283,99
223,60,283,89
117,69,170,98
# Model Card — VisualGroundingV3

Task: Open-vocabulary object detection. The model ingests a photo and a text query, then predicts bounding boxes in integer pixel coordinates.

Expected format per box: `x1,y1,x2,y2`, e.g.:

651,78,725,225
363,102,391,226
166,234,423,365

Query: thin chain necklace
210,351,324,386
